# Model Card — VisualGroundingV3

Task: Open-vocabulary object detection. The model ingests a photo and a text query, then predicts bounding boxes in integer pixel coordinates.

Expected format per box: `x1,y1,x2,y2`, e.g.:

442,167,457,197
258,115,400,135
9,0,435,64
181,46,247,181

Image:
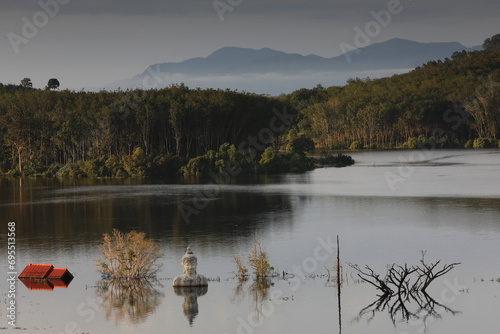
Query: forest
0,34,499,178
287,39,500,150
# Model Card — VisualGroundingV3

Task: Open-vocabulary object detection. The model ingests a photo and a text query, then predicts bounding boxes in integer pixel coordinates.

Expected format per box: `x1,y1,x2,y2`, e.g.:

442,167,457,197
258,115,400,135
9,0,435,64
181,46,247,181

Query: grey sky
1,0,498,90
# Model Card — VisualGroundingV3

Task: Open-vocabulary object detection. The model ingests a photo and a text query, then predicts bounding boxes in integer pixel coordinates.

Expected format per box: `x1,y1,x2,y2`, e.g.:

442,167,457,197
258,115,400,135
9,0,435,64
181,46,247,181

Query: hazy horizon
1,0,498,91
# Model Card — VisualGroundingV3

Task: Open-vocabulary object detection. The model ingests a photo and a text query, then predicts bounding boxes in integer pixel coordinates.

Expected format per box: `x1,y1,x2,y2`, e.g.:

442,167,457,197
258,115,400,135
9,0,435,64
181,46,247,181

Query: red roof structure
19,264,54,279
18,264,74,290
47,268,74,281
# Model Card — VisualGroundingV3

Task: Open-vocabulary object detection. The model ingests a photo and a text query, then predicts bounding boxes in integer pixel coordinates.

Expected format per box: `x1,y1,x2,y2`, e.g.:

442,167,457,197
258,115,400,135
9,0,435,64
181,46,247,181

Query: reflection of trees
233,277,273,320
96,278,164,325
173,286,208,326
354,290,460,326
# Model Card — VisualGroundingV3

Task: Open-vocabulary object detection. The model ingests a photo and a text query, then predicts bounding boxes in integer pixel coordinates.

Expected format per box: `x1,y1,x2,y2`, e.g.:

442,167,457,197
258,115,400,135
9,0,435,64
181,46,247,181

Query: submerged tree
233,231,274,278
349,252,461,325
96,229,163,279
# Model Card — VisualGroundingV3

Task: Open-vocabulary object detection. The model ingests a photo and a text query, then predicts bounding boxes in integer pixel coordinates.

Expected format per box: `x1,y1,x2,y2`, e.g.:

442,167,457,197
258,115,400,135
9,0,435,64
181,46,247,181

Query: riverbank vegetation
0,34,498,177
286,37,500,150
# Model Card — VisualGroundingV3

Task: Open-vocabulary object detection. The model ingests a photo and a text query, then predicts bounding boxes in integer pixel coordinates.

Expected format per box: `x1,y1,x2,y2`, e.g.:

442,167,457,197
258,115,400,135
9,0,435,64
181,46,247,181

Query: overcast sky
1,0,499,90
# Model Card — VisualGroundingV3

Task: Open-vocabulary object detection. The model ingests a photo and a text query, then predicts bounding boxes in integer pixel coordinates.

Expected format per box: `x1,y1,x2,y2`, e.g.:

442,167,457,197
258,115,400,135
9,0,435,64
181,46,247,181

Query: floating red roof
18,264,74,290
19,264,54,279
47,268,74,280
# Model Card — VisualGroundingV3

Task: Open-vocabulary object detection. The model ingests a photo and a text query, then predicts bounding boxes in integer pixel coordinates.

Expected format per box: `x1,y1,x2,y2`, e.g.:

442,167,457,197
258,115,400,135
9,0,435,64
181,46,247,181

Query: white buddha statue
173,247,208,287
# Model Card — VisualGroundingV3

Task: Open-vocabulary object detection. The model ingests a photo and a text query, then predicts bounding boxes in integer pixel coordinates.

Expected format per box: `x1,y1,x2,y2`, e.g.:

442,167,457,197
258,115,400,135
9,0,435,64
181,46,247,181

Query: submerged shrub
248,232,274,277
233,231,274,278
96,229,163,279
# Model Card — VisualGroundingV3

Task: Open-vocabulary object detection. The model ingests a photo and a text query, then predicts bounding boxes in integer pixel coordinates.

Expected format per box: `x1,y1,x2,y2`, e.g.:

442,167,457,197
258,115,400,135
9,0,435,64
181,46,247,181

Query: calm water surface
1,149,499,333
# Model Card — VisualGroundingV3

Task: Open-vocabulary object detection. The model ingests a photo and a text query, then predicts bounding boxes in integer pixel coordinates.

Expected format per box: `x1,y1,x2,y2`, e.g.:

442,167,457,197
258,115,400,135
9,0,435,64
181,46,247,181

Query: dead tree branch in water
416,252,461,293
348,263,393,296
349,253,461,326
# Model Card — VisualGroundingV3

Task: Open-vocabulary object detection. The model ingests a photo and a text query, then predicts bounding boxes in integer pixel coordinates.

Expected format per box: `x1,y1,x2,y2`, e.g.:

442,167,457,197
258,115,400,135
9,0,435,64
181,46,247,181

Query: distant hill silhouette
104,38,481,94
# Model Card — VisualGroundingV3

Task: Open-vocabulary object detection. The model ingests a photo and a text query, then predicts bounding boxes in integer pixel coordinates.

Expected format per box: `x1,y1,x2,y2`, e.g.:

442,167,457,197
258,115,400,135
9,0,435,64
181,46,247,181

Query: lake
1,149,500,333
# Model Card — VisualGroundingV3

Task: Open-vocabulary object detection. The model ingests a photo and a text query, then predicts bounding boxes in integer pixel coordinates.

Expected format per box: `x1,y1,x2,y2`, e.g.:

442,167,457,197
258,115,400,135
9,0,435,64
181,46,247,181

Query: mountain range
105,38,481,94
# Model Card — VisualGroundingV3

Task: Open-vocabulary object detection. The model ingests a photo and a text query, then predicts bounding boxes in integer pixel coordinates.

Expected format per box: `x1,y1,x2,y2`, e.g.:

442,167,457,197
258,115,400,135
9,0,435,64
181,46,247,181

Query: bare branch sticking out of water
348,253,460,296
349,253,461,326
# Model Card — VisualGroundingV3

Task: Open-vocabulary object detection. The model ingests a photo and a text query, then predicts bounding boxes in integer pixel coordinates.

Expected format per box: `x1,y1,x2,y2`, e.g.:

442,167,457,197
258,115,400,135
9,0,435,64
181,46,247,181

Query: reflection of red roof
19,264,54,279
49,279,71,288
19,278,54,291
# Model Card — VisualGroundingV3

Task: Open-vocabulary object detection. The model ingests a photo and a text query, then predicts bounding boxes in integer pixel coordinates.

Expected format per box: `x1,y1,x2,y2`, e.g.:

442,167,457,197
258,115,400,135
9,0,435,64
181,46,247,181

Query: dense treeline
287,46,500,150
0,84,350,177
0,85,299,176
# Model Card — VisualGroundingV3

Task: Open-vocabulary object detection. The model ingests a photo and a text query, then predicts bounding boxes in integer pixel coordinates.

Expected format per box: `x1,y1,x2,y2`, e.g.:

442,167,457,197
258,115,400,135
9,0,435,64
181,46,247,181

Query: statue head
181,246,197,276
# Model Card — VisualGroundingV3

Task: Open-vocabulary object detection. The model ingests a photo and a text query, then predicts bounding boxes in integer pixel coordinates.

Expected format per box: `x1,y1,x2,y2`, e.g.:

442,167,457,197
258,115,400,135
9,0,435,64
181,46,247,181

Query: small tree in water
248,231,273,277
233,231,274,278
96,229,163,279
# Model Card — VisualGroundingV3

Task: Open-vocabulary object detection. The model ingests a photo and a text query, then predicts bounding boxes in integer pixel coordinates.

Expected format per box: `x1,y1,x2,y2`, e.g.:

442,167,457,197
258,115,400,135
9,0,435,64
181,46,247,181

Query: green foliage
247,232,274,277
292,39,500,150
20,78,33,88
181,155,214,176
81,159,107,178
123,147,149,177
318,153,355,167
46,78,60,90
258,147,288,173
472,138,494,148
483,34,500,52
152,154,186,177
233,254,248,277
105,156,126,177
259,146,276,165
288,136,315,155
349,141,363,150
56,162,87,178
